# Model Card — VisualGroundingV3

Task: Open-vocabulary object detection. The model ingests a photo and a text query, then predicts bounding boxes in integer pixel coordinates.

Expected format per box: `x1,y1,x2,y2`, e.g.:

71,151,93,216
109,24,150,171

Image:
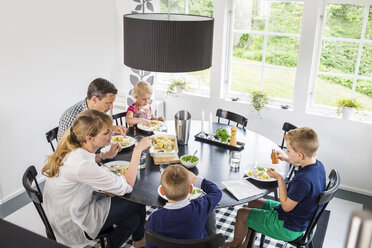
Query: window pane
160,0,185,13
232,33,264,63
263,67,295,99
366,6,372,40
266,36,299,68
314,75,354,106
230,63,261,93
268,2,303,34
188,69,211,90
234,0,254,30
359,44,372,77
188,0,213,17
356,79,372,111
324,4,364,39
319,40,359,74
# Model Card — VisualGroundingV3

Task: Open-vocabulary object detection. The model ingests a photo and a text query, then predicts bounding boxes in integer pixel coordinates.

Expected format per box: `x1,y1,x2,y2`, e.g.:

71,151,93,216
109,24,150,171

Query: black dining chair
112,111,127,127
216,109,248,129
22,166,114,248
247,169,341,248
279,122,297,184
145,230,225,248
46,127,59,152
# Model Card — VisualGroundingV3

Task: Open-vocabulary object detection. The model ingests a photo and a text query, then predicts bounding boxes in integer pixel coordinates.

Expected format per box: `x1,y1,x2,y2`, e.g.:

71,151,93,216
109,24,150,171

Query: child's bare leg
240,229,256,248
222,208,250,248
247,198,266,209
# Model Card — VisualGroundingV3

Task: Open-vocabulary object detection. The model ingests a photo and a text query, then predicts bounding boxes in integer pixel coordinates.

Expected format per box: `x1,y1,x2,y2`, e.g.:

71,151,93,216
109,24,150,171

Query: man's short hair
87,78,118,100
161,165,190,201
285,127,319,157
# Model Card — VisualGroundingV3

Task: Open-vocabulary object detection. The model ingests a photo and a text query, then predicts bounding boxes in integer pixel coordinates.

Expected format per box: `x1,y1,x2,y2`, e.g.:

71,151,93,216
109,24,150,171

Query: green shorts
246,200,303,241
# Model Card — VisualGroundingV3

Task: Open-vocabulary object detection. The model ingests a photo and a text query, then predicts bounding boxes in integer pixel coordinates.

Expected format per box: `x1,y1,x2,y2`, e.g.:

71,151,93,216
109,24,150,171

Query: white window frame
225,0,305,106
309,0,372,110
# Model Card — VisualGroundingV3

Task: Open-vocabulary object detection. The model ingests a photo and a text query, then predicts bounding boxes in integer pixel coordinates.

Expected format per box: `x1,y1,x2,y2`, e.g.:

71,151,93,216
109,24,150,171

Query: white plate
157,185,204,201
246,165,282,182
137,121,166,132
104,161,130,176
111,135,136,149
150,134,178,158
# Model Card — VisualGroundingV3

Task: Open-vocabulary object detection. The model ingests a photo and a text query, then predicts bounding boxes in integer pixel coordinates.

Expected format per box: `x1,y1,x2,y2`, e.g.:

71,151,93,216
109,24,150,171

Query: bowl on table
180,155,199,169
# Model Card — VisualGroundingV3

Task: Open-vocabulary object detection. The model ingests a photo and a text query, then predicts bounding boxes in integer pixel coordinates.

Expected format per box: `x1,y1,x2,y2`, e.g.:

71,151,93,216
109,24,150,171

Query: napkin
222,179,265,201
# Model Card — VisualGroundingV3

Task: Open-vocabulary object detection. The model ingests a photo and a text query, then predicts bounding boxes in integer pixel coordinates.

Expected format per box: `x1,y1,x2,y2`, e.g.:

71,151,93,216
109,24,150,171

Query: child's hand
276,151,289,162
142,119,151,126
267,168,282,180
157,116,165,121
187,170,197,184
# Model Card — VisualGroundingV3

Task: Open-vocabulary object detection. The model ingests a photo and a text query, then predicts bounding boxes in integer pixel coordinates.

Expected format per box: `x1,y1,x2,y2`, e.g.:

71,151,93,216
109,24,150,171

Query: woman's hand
103,143,122,159
134,137,152,152
157,116,165,121
112,125,127,136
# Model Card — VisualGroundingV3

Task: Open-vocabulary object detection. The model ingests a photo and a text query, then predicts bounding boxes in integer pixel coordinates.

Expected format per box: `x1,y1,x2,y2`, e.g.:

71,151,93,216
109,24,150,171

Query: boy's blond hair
161,165,190,201
133,81,153,98
285,127,319,158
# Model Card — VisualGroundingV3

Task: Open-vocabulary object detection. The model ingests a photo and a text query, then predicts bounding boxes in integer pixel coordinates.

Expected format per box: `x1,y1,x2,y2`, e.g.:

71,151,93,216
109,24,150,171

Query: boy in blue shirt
146,164,222,247
223,127,326,248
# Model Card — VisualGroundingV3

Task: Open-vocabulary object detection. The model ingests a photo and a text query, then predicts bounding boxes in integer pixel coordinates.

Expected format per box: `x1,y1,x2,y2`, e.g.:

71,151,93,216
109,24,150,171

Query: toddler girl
126,81,165,126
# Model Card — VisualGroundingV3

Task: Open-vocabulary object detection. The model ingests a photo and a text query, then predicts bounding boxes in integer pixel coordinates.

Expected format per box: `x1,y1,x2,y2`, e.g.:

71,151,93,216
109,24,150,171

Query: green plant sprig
166,79,191,95
336,97,363,115
215,128,230,143
250,90,269,113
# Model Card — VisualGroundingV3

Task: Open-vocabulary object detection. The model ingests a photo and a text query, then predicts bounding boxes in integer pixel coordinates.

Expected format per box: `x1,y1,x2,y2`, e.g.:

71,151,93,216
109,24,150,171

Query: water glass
135,136,146,170
159,164,171,174
229,151,241,172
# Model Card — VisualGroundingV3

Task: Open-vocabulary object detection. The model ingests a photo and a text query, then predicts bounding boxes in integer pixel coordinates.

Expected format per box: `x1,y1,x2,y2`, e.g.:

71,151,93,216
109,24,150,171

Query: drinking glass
159,164,171,174
135,135,146,169
229,151,241,172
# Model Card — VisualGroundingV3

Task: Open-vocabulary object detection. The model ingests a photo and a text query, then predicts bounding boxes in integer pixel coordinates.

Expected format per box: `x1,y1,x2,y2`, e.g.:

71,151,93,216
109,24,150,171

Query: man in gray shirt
58,78,127,162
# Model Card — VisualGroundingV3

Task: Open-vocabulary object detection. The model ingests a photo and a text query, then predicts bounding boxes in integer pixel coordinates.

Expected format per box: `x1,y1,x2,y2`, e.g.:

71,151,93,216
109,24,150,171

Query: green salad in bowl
180,155,199,168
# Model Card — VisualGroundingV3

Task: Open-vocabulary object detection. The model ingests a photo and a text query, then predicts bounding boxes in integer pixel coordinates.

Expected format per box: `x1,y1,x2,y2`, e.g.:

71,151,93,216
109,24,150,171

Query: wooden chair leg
247,229,256,248
274,189,279,201
259,234,265,247
99,237,105,248
106,236,112,248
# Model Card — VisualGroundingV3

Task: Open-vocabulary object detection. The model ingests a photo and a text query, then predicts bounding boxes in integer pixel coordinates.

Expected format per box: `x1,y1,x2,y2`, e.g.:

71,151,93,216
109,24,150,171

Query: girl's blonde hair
42,110,113,177
133,81,153,98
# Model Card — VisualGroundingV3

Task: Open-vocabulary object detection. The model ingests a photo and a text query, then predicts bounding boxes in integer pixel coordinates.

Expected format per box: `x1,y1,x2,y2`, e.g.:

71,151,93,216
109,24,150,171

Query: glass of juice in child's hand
271,149,279,164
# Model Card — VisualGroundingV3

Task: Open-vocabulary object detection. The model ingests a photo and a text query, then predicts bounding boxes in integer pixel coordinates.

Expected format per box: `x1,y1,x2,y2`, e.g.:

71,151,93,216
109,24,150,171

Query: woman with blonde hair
42,109,151,248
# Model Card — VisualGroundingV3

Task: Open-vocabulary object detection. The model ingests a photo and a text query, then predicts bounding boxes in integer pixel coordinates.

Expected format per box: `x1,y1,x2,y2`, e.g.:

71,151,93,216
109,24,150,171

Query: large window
312,2,372,113
228,0,304,105
156,0,213,96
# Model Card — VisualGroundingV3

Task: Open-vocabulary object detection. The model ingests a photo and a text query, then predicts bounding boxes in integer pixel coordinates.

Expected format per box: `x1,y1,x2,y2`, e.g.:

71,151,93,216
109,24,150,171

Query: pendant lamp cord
167,0,170,20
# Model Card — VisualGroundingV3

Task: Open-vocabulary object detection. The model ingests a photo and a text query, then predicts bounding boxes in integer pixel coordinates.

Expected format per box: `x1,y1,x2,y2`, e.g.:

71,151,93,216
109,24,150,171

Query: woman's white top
43,148,132,247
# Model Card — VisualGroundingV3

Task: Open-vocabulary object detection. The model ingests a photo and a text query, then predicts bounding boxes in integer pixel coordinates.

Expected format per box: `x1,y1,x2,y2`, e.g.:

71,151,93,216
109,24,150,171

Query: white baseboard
0,176,46,205
340,184,372,197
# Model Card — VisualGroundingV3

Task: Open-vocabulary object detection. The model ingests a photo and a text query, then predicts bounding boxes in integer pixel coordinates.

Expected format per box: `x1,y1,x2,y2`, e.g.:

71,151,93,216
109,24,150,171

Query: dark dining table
107,120,288,208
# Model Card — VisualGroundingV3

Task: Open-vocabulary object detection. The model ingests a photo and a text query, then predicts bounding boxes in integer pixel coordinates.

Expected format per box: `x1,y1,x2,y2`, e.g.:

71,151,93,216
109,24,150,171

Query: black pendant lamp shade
124,13,214,72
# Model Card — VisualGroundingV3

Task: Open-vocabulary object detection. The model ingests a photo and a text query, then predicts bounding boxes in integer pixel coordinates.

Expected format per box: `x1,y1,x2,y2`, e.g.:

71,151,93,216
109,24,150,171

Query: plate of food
157,185,204,201
104,161,130,177
111,135,136,149
246,165,282,182
150,134,178,157
137,120,166,132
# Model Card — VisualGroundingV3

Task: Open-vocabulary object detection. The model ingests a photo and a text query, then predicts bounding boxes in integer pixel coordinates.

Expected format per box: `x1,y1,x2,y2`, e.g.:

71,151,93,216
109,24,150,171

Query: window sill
307,105,372,124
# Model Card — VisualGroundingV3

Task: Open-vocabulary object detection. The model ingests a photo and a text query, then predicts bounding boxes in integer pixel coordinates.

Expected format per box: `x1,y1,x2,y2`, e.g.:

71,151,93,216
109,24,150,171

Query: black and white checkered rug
85,204,289,248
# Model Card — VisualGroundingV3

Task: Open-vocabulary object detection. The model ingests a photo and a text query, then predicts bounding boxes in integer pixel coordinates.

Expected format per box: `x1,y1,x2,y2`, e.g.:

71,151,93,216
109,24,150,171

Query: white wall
0,0,121,202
